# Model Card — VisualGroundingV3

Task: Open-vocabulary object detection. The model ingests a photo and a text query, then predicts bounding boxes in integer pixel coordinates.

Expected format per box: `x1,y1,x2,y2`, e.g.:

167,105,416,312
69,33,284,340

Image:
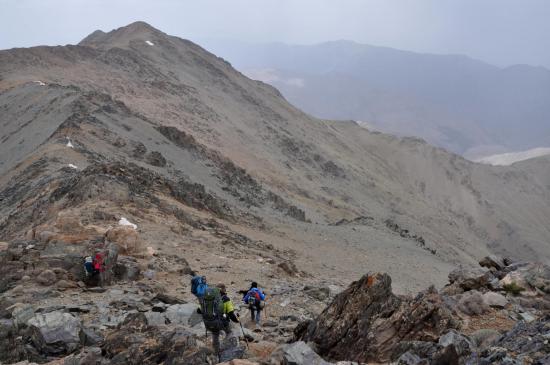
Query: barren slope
1,22,550,296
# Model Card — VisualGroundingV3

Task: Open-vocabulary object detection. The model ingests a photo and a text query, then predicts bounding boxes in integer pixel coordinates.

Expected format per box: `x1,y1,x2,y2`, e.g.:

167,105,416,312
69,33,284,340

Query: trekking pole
239,320,249,350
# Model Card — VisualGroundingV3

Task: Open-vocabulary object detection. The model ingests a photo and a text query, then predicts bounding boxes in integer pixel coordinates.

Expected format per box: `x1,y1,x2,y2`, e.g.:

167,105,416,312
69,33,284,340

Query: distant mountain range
202,40,550,159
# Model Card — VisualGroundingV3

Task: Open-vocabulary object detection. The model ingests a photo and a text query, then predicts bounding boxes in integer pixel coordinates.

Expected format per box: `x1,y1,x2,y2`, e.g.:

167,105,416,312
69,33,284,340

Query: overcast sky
1,0,549,68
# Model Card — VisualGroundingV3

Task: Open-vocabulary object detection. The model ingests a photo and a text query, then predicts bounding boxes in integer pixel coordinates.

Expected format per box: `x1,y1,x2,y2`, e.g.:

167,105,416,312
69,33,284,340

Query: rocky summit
1,21,550,364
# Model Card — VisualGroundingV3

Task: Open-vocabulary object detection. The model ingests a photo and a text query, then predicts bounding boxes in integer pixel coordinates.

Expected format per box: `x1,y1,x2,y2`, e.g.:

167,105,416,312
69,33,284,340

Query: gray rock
144,311,168,326
519,312,535,323
397,351,428,365
482,292,508,308
9,303,35,327
27,311,83,354
304,286,330,301
448,267,495,290
165,303,197,325
280,341,332,365
438,330,475,357
63,346,103,365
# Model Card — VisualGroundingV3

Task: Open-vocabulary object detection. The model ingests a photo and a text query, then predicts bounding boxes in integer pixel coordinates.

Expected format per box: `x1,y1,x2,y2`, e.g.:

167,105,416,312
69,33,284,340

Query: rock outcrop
296,272,458,363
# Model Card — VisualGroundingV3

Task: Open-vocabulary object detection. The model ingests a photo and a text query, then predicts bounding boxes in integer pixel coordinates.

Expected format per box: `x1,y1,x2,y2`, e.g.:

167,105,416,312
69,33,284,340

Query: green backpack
200,287,225,331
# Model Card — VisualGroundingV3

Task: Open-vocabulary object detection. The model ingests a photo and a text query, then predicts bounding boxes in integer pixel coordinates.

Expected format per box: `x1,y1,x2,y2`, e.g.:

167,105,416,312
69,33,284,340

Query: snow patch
33,81,46,86
475,147,550,166
68,164,78,169
119,217,137,229
145,40,154,46
66,139,74,148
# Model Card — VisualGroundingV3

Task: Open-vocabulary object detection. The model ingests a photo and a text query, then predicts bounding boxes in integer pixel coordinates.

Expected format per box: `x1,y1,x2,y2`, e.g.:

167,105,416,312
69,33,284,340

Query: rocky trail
1,241,549,364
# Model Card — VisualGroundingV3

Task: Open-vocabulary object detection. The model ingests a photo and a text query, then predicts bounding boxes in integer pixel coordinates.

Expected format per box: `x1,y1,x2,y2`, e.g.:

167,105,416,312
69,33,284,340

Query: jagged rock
469,329,501,349
457,290,490,315
438,330,475,358
0,318,27,363
296,273,458,363
482,292,508,308
479,255,505,271
27,311,83,355
479,315,550,364
448,267,495,291
103,313,212,364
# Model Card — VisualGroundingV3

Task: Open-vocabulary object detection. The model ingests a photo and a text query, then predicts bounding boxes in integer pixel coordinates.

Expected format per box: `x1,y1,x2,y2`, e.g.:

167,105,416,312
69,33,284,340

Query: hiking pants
211,322,237,355
250,307,262,324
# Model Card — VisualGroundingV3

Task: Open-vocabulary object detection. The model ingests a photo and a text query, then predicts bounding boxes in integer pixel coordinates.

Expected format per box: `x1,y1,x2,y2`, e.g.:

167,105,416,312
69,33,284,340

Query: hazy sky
1,0,549,68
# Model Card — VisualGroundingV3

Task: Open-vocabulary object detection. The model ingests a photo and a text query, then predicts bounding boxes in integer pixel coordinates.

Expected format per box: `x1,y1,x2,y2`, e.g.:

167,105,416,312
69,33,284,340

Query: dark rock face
28,311,84,355
296,273,458,363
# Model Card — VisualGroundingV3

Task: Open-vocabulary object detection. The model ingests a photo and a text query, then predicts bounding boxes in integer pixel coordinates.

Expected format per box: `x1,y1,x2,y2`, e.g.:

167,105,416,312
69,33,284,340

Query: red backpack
93,253,105,272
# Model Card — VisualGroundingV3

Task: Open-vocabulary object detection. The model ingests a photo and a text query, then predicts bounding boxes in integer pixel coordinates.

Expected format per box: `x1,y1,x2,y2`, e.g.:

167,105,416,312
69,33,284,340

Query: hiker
243,281,266,327
83,254,103,285
191,275,208,298
198,283,240,359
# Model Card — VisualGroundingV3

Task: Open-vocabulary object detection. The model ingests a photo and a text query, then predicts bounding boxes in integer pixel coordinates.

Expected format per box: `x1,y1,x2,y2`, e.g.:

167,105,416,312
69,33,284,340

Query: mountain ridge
1,22,549,296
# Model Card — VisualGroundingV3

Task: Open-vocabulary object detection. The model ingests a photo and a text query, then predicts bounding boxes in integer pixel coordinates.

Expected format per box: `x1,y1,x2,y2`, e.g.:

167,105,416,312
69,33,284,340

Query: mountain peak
79,21,166,49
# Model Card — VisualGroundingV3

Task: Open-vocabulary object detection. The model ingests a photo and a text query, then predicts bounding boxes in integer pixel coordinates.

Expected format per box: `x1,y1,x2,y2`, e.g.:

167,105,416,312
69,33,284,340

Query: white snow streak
119,217,138,229
66,139,74,148
33,81,46,86
145,40,154,46
68,164,78,169
475,147,550,166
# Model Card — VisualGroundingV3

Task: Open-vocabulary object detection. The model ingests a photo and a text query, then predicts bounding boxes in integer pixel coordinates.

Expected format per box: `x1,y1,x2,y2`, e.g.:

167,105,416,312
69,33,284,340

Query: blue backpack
191,275,208,298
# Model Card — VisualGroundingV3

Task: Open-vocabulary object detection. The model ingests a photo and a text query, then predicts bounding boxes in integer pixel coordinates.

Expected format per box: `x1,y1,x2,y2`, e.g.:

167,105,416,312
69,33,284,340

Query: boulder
481,292,508,308
478,255,505,271
438,330,475,358
114,256,141,281
296,273,458,363
164,303,198,325
36,269,57,286
448,267,495,291
105,226,144,255
27,312,83,355
274,341,332,365
457,290,490,315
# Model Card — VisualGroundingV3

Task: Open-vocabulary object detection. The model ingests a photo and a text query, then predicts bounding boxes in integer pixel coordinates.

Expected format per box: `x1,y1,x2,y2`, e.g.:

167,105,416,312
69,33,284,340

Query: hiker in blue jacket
243,281,266,327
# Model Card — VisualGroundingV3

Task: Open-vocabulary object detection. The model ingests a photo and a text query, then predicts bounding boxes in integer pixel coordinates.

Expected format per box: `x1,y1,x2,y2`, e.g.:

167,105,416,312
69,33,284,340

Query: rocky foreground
1,239,549,365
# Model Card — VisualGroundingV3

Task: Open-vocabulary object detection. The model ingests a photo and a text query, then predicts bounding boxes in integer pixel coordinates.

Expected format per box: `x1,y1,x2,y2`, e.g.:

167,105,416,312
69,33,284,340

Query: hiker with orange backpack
242,281,266,327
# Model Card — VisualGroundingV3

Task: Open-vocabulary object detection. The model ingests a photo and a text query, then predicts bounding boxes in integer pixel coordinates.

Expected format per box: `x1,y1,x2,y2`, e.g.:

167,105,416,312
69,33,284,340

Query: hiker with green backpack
197,283,240,357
